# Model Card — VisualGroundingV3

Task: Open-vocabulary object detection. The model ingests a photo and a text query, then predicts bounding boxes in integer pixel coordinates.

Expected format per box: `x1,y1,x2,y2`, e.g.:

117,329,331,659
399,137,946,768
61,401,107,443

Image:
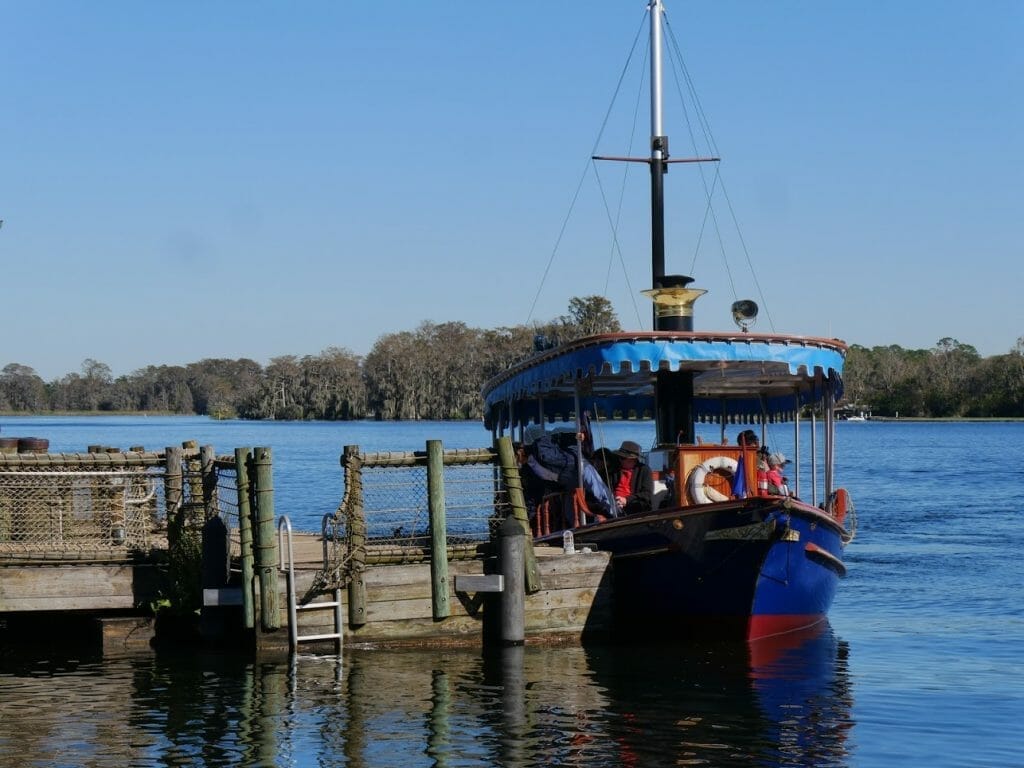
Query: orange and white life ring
687,456,738,504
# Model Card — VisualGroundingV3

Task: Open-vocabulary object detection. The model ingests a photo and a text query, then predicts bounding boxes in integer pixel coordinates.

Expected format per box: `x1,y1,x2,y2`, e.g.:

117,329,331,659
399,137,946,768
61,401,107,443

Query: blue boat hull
557,498,846,641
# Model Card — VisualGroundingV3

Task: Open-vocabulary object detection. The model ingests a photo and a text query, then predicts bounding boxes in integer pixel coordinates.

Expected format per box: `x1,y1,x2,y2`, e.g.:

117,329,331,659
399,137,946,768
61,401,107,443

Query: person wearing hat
609,440,653,515
766,452,791,496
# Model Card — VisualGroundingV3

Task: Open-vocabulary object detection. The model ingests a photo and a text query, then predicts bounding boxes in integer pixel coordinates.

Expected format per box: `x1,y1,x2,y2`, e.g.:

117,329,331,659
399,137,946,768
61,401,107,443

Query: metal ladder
277,515,343,654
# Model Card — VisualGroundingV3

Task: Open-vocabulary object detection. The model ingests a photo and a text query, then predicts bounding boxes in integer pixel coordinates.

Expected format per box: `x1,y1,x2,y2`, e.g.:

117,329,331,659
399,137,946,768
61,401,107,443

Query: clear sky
2,1,1021,381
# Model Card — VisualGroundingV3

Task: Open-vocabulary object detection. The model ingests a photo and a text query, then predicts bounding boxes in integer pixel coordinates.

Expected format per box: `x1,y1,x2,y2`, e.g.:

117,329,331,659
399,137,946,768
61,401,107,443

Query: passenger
523,424,614,524
517,428,555,519
609,440,654,515
766,452,791,496
737,429,759,449
738,429,770,496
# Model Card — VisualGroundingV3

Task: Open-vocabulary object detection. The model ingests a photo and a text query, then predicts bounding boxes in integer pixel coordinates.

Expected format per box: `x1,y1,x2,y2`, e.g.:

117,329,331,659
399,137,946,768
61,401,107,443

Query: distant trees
841,337,1023,418
1,300,1020,420
565,295,621,336
0,363,47,411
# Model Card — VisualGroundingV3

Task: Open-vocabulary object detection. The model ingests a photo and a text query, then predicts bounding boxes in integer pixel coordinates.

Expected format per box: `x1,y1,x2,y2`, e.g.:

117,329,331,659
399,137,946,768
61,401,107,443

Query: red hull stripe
748,613,826,642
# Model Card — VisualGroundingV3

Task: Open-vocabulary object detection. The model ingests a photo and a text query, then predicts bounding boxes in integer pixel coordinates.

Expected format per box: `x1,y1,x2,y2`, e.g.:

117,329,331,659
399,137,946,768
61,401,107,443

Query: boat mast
650,0,667,293
592,1,714,447
649,0,695,447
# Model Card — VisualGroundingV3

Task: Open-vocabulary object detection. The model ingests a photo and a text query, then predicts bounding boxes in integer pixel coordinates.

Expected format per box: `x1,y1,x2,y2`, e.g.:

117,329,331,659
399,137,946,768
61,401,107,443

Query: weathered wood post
427,439,450,620
253,446,280,630
200,444,218,520
494,436,541,593
497,516,526,645
343,445,367,628
165,445,200,611
199,445,226,583
235,447,256,630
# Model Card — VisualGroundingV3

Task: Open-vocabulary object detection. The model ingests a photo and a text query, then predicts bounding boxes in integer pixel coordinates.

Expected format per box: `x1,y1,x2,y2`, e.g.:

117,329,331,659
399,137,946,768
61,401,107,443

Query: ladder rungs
296,601,341,612
297,632,342,643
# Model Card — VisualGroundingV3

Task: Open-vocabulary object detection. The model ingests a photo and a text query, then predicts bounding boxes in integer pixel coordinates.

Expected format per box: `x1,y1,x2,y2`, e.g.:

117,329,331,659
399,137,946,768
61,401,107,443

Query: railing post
495,436,540,593
200,444,218,520
235,447,256,631
343,445,367,627
253,446,280,630
427,439,450,620
165,445,201,611
183,440,202,524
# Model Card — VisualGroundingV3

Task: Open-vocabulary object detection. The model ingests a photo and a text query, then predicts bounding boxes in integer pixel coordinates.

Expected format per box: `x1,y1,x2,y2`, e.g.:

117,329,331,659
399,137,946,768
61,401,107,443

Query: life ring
828,488,850,525
687,456,738,504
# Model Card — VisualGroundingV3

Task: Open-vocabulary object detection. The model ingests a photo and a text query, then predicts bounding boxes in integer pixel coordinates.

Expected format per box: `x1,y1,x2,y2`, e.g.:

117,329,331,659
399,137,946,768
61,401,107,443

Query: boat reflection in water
0,626,852,766
577,624,855,766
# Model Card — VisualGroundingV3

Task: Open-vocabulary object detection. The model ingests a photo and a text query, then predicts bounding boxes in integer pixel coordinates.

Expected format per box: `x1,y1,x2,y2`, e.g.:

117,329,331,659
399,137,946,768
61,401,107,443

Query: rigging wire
593,41,650,329
526,10,648,325
663,15,776,332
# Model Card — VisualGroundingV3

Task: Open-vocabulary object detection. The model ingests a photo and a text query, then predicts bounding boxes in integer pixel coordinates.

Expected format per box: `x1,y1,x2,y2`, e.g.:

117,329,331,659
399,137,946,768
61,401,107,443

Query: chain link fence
0,466,167,558
322,447,516,578
213,457,242,559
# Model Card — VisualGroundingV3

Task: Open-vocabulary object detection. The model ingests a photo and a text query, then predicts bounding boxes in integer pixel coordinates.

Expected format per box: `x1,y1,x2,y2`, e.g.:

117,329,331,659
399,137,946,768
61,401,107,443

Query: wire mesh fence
0,467,167,556
356,462,508,547
326,447,514,563
213,458,242,559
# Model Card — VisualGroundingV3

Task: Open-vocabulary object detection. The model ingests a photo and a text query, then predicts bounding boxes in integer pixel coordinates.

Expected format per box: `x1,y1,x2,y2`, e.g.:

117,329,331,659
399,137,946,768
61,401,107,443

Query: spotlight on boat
731,299,758,332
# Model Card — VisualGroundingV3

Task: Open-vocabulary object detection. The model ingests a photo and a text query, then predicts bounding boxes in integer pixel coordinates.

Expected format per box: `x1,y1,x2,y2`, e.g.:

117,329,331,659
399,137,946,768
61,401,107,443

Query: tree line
0,296,622,421
2,304,1021,420
843,337,1024,418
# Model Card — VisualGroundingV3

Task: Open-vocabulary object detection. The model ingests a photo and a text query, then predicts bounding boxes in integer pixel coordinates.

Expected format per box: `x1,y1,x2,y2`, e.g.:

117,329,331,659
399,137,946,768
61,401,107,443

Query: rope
841,496,857,545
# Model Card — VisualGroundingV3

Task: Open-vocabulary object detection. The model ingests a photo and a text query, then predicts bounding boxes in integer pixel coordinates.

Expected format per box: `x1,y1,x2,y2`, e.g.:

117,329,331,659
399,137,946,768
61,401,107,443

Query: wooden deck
0,554,165,613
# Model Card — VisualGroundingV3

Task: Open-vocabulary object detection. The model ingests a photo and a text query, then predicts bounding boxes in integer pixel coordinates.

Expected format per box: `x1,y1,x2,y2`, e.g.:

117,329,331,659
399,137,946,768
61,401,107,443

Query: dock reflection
0,626,852,767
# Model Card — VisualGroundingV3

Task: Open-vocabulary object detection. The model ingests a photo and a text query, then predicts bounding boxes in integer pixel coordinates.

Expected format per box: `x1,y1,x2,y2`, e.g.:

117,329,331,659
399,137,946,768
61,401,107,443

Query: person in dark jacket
523,424,615,522
609,440,653,515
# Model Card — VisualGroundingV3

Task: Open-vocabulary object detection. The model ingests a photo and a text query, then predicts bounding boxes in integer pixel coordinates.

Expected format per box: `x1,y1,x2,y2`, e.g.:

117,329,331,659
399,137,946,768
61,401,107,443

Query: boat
481,1,856,642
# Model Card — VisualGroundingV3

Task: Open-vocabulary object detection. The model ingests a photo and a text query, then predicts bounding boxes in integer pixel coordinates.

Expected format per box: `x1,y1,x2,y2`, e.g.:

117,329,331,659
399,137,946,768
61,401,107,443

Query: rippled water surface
1,416,1021,767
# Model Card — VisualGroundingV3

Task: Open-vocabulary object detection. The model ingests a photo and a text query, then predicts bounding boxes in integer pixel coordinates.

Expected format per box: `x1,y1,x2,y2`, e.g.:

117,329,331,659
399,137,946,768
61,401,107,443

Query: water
1,416,1021,767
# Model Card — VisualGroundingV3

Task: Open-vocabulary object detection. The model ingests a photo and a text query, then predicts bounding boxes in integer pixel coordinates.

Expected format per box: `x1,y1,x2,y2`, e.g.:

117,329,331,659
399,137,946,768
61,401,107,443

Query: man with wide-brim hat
609,440,653,515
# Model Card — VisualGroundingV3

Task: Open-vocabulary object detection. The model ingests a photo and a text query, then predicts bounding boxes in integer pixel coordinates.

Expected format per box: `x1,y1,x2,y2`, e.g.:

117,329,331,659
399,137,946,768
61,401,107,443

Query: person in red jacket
609,440,654,515
766,452,792,496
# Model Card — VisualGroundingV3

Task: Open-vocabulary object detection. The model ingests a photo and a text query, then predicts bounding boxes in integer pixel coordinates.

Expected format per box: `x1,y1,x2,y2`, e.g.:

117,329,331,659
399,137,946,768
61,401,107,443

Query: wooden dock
1,439,618,655
248,531,614,653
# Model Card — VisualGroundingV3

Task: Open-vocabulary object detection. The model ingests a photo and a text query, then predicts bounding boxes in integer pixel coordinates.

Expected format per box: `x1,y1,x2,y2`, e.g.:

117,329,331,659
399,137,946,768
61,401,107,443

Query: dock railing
0,451,171,560
317,438,537,627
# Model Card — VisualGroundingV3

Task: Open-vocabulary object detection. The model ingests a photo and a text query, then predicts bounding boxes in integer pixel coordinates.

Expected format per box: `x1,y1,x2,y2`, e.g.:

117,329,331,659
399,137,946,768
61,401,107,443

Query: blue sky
2,1,1021,381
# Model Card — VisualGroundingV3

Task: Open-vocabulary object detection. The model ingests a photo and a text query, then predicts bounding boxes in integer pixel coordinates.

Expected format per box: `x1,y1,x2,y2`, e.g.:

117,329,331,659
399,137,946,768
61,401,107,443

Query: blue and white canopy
482,332,846,431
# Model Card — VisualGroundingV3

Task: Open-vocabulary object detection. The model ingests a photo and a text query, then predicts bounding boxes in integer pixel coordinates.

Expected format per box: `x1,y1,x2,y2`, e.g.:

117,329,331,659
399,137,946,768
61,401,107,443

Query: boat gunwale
534,494,847,546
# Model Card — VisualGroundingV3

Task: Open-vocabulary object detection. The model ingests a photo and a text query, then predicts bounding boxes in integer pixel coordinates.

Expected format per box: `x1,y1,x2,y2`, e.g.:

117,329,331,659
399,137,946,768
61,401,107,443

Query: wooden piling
343,445,367,628
497,516,526,646
235,447,256,630
253,446,280,630
495,436,541,593
426,439,450,620
200,445,217,521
